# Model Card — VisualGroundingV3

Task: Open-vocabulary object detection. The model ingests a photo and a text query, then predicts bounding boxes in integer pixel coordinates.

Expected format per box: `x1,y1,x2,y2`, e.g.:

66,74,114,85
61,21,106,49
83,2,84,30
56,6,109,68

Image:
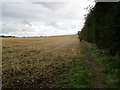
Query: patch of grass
51,49,94,88
87,43,120,88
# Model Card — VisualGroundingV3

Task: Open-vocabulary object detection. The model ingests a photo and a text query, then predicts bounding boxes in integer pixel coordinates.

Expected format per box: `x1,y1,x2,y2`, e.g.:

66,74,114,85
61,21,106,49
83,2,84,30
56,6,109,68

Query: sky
0,0,95,37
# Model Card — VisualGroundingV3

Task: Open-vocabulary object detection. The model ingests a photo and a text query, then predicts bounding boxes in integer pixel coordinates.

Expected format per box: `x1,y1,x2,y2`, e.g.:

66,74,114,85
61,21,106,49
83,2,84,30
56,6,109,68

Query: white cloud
1,0,95,36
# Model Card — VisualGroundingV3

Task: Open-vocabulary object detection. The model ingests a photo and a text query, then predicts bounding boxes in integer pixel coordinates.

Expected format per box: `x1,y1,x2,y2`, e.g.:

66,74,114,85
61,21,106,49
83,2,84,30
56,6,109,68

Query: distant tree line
0,35,15,38
78,2,120,56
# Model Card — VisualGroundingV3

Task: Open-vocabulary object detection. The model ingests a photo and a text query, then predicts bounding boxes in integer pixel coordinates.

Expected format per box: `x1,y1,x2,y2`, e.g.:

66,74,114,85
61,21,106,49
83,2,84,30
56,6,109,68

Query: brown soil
2,35,80,88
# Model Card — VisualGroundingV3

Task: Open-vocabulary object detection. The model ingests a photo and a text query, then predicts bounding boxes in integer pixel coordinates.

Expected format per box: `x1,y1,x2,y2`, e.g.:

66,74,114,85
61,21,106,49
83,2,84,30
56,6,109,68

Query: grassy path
81,42,106,88
50,41,120,88
49,41,94,88
86,42,120,88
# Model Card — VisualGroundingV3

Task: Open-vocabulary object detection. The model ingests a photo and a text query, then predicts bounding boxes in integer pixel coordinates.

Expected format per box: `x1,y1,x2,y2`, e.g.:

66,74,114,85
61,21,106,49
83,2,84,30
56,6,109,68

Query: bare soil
2,35,80,88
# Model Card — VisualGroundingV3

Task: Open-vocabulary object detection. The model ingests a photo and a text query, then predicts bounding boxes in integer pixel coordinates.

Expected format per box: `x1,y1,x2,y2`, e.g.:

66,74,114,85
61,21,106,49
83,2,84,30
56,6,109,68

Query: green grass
51,47,94,88
87,43,120,88
50,41,120,88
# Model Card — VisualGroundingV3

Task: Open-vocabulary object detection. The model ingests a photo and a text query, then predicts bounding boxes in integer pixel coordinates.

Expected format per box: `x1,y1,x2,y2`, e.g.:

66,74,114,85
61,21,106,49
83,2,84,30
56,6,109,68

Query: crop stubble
2,35,80,88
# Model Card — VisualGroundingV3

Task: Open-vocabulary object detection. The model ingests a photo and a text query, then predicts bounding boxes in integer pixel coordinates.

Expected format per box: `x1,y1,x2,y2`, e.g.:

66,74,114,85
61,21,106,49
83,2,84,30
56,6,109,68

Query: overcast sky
1,0,95,37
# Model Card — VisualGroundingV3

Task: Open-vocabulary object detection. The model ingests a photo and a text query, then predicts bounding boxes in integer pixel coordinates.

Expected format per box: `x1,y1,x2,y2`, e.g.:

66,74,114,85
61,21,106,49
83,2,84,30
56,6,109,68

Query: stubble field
2,35,80,88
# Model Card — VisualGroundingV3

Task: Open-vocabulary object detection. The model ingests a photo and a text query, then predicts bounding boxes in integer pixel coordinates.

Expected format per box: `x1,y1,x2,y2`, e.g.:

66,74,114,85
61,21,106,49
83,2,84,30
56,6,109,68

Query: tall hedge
79,2,120,55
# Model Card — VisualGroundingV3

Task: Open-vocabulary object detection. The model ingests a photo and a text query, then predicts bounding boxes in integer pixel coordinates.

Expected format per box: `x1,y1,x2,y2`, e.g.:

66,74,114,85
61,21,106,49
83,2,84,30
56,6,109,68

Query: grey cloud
2,2,51,20
32,2,66,10
22,20,33,26
1,0,95,36
2,23,21,34
45,21,59,28
2,3,31,19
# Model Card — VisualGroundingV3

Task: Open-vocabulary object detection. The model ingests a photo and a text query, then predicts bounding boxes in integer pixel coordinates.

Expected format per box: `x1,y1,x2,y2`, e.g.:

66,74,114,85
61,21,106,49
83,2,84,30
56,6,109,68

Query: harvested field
2,35,80,88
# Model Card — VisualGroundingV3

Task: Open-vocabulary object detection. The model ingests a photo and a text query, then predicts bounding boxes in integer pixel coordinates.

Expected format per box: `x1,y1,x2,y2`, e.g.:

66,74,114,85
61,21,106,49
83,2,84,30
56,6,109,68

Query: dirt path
81,41,106,88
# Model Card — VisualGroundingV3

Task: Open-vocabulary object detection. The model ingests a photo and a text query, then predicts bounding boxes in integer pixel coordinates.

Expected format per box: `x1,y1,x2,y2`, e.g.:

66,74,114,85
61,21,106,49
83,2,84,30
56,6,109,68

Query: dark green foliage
0,35,15,37
79,2,120,55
